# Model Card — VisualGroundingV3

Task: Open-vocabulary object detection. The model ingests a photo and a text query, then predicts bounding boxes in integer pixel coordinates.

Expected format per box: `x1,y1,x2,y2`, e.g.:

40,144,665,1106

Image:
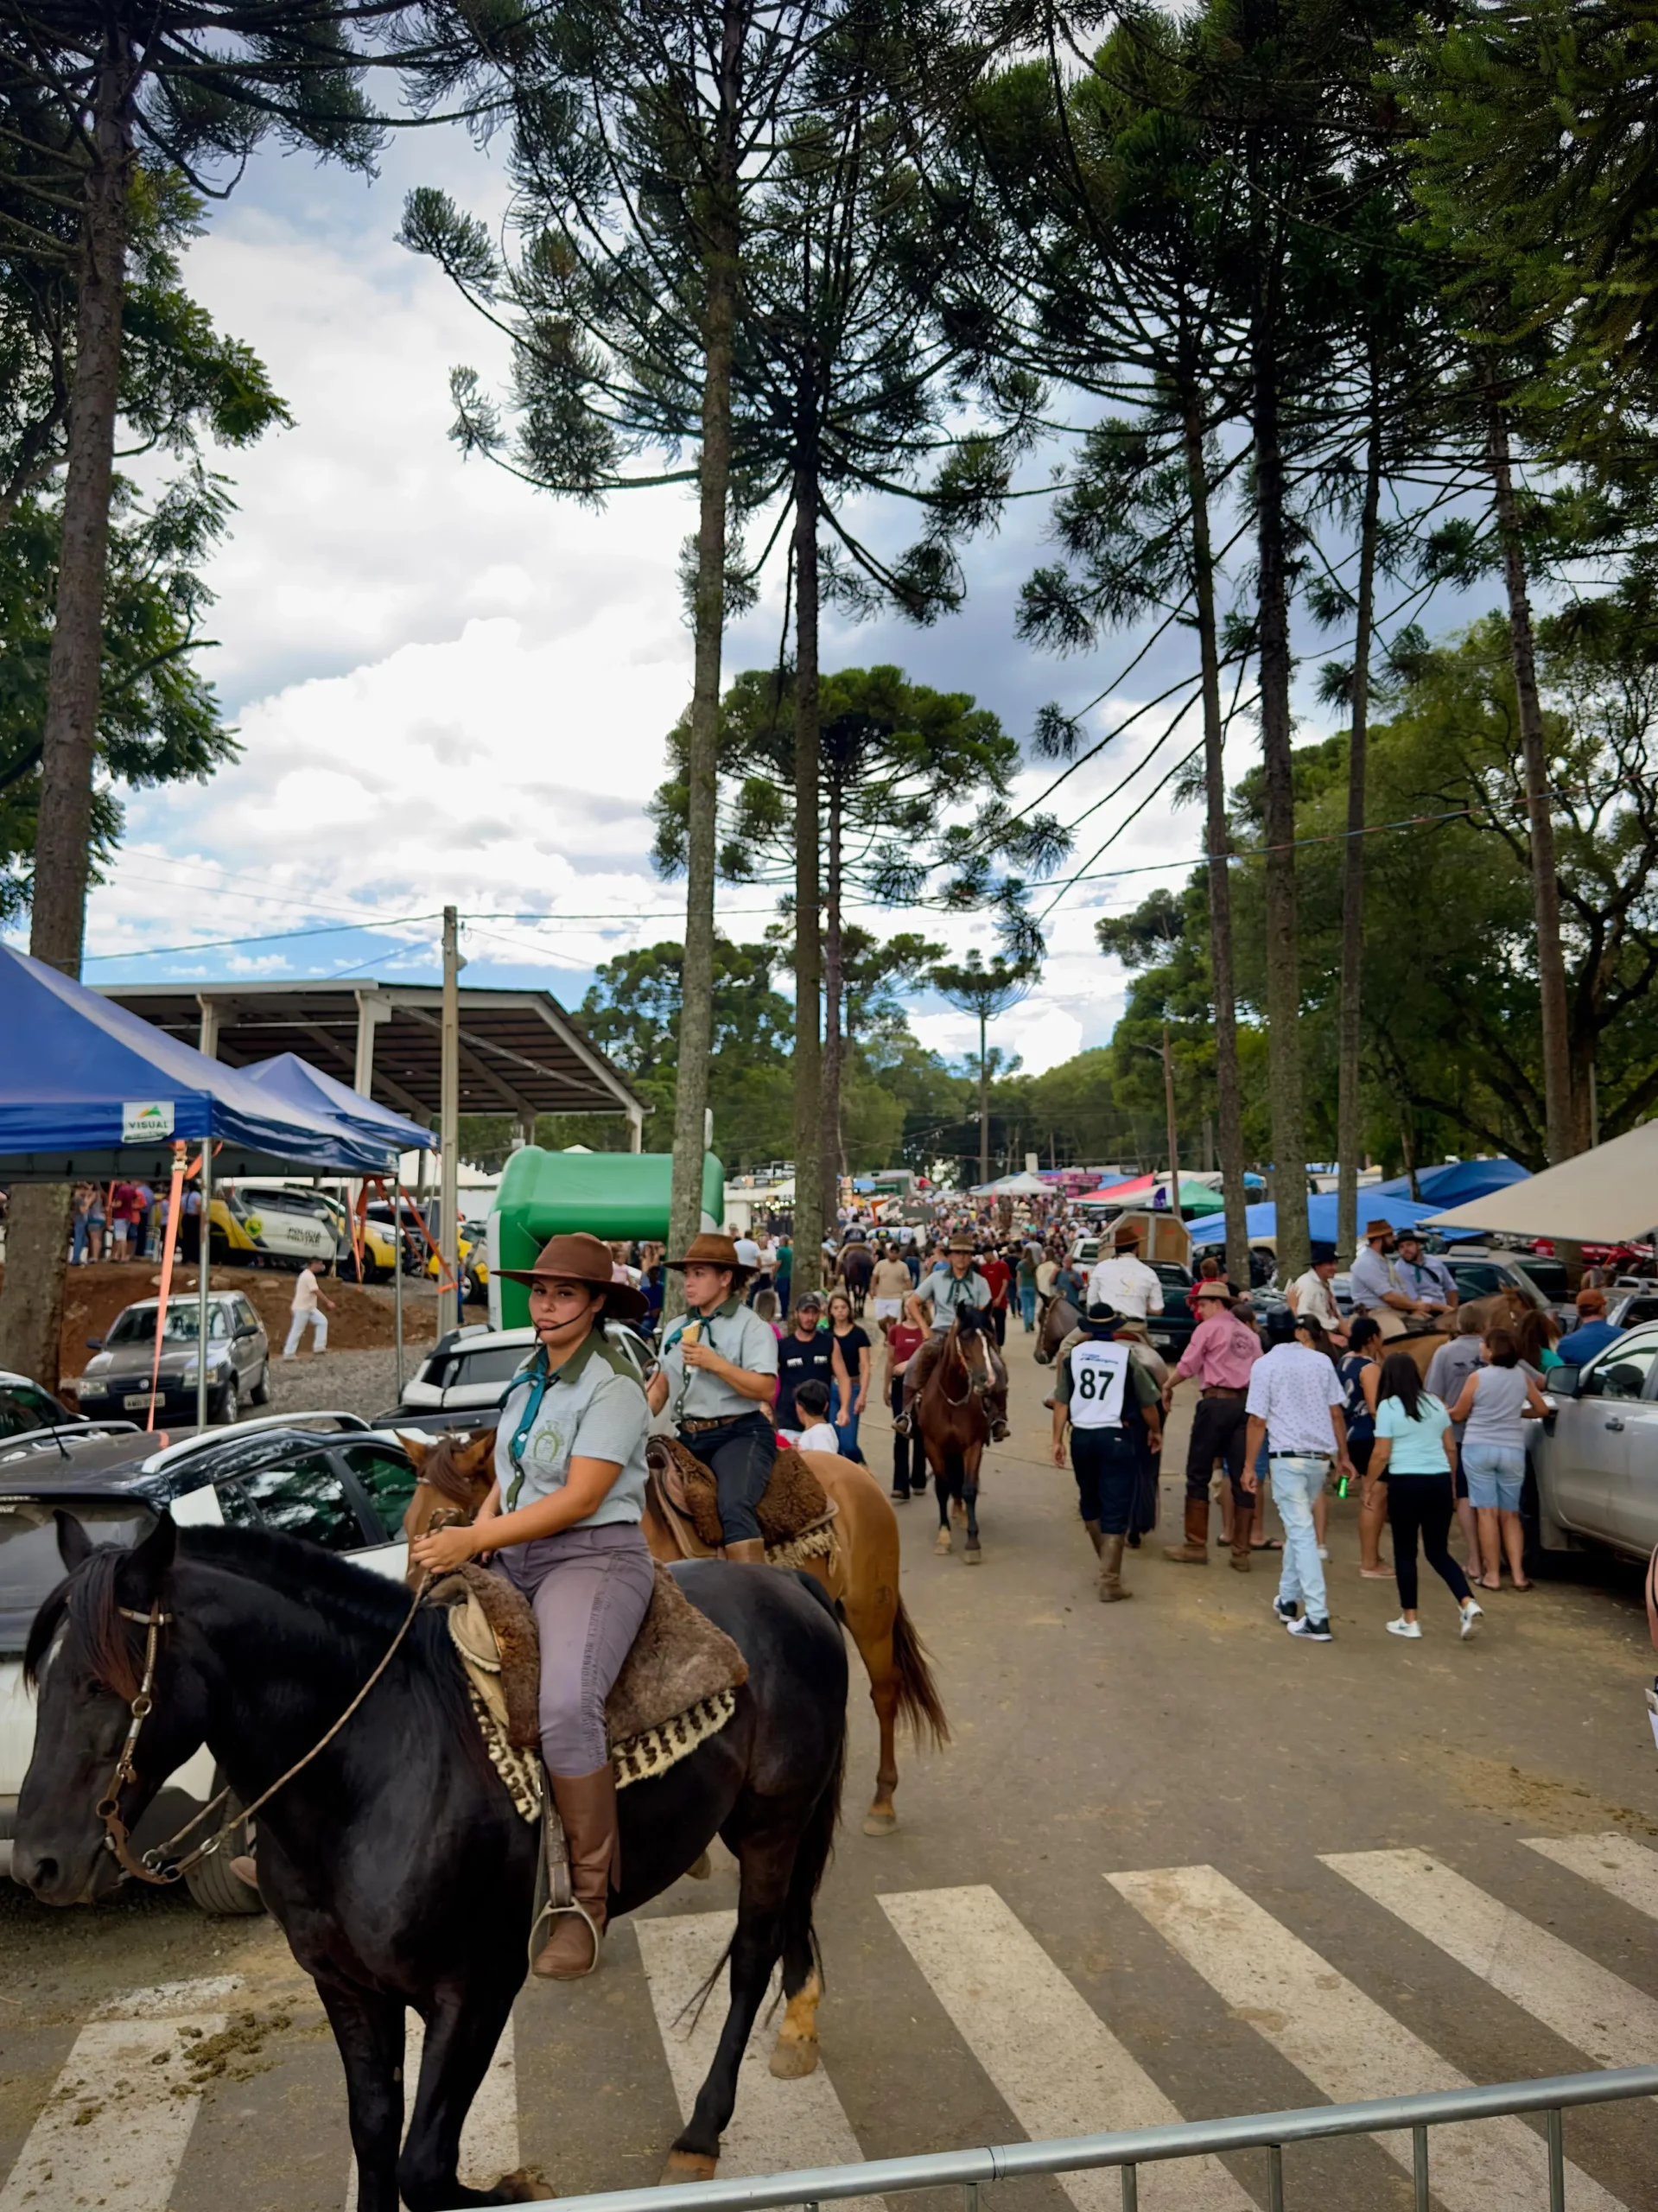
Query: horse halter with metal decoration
92,1579,428,1888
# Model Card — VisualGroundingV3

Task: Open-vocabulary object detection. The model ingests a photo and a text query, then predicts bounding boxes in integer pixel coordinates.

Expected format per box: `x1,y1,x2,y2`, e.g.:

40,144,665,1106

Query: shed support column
627,1104,645,1154
353,990,391,1096
195,995,219,1059
518,1110,537,1152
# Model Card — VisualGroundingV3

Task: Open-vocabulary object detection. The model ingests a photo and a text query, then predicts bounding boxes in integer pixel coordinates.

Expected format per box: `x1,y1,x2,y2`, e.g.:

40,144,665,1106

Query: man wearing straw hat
645,1231,780,1564
897,1231,1009,1442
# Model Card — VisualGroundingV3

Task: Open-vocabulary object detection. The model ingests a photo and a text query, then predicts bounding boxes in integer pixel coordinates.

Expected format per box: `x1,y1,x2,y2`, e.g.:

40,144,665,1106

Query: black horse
15,1514,847,2211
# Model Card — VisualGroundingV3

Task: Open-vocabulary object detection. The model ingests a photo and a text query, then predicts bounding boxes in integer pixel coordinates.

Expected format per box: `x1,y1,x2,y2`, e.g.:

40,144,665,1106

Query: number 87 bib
1069,1338,1131,1428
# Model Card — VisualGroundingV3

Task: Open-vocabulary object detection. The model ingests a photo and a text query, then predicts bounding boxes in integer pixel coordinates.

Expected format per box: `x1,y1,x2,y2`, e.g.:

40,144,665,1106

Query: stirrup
528,1894,603,1976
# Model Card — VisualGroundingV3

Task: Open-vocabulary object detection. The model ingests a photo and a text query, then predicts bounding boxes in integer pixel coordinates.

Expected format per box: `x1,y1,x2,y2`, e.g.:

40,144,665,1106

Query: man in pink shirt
1162,1280,1262,1569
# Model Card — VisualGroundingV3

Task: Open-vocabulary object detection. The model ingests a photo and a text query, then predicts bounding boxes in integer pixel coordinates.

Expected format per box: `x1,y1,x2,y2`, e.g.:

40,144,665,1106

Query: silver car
73,1293,270,1427
1533,1320,1658,1561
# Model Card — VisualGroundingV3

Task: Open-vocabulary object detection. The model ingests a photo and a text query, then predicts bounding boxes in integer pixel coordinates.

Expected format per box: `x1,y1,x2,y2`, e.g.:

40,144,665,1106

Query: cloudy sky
67,117,1376,1079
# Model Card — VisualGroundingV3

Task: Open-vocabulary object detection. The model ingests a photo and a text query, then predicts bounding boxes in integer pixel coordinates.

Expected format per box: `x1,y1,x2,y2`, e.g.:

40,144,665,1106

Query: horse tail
889,1592,950,1751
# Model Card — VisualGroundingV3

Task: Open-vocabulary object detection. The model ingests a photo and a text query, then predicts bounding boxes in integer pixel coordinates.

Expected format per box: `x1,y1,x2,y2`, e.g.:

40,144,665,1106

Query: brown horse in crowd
914,1307,996,1563
398,1427,948,1840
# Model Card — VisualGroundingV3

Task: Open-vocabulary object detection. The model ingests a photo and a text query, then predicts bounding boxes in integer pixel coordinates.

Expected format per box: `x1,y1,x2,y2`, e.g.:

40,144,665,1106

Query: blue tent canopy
0,945,393,1179
1188,1191,1489,1248
238,1052,433,1156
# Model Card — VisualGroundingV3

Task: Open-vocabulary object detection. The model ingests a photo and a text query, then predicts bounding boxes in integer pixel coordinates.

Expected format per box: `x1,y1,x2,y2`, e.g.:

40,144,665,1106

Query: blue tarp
238,1052,433,1155
0,945,394,1179
1369,1158,1529,1207
1188,1191,1490,1247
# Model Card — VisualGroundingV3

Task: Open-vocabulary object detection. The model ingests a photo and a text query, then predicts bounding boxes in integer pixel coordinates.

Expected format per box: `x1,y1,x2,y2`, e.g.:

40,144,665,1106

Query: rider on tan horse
646,1231,779,1565
409,1230,654,1981
896,1233,1010,1443
1350,1221,1458,1340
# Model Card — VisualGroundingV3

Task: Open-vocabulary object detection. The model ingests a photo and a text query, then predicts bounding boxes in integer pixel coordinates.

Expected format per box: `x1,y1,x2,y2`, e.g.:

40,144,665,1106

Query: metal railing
519,2068,1658,2212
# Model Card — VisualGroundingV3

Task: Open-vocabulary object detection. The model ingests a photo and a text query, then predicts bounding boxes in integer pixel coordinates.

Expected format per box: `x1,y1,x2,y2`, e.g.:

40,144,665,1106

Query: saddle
646,1437,838,1570
429,1561,748,1819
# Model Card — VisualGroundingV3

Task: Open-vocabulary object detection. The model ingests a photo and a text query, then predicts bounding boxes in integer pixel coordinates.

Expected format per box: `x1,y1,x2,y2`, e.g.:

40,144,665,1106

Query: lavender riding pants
494,1522,655,1776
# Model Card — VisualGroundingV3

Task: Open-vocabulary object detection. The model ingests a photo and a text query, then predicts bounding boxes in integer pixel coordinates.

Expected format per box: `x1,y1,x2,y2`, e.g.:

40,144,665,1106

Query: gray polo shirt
658,1298,779,1421
916,1265,991,1333
1395,1254,1456,1305
496,1331,649,1521
1349,1245,1402,1310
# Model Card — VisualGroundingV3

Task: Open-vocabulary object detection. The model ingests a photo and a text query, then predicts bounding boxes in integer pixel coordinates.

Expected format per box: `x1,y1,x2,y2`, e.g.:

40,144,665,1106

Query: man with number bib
1050,1301,1164,1602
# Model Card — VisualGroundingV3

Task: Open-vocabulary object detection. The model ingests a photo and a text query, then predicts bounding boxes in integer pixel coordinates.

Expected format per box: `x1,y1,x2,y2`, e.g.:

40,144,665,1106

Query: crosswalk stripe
880,1885,1251,2212
94,1974,244,2020
1323,1847,1658,2070
632,1911,879,2209
1524,1834,1658,1923
1109,1865,1625,2212
344,2014,517,2205
0,2011,227,2212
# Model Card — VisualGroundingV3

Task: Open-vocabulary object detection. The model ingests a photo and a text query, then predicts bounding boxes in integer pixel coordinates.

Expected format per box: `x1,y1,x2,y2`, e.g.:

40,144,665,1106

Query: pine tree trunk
1251,263,1311,1281
979,1010,990,1189
821,764,844,1203
1486,395,1575,1164
791,458,823,1295
0,43,130,1391
1336,400,1382,1258
665,9,742,1319
1181,395,1249,1293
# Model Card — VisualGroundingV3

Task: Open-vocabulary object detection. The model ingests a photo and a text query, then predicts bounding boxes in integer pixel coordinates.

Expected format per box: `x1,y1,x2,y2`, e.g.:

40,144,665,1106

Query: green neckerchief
667,1294,745,1424
505,1328,604,1507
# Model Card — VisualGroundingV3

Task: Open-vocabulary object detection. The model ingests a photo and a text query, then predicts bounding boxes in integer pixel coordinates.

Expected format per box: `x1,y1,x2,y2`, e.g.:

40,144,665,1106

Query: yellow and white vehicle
209,1182,394,1277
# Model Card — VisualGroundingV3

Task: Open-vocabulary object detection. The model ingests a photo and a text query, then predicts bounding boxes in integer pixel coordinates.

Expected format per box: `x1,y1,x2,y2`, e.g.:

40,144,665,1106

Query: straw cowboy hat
1363,1218,1394,1242
496,1230,648,1322
1113,1224,1142,1249
665,1230,752,1282
945,1232,977,1255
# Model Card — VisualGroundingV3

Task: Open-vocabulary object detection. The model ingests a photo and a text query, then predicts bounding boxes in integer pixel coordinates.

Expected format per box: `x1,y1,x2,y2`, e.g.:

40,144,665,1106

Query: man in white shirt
1244,1327,1353,1641
1286,1243,1346,1345
1085,1225,1165,1324
731,1229,762,1273
283,1259,334,1357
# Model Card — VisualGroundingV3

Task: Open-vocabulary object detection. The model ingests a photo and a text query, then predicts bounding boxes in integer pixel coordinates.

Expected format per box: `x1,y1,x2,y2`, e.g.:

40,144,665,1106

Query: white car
1533,1320,1658,1562
0,1416,416,1912
391,1321,654,1418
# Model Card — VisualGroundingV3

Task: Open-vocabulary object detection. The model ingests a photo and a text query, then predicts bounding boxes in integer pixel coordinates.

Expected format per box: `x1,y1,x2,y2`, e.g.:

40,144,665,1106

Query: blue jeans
1271,1456,1331,1620
1070,1426,1140,1535
834,1382,861,1462
1020,1286,1037,1329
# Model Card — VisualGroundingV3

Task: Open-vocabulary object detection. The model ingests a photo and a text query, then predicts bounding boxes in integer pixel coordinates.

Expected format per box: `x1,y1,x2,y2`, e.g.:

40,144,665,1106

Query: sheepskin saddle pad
429,1560,748,1806
647,1438,838,1567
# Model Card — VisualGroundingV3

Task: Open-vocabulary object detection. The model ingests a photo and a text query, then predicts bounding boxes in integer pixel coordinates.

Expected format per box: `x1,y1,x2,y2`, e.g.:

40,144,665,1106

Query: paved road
4,1326,1656,2212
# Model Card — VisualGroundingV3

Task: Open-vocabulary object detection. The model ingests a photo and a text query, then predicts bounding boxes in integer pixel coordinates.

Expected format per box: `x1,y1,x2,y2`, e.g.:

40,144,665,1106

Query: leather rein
95,1579,427,1886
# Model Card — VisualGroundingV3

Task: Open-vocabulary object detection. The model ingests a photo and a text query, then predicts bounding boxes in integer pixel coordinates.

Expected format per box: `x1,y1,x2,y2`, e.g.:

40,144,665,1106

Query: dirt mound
0,1261,438,1384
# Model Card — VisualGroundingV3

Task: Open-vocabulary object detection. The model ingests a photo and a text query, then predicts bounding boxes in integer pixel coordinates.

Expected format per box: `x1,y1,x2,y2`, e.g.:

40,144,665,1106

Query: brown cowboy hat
945,1232,976,1255
1113,1224,1141,1249
665,1230,752,1281
1363,1218,1394,1240
495,1230,648,1322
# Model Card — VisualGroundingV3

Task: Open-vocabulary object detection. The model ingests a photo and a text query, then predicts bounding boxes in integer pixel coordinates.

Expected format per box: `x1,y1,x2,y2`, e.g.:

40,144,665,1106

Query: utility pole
1161,1023,1183,1238
979,1008,990,1189
438,906,462,1338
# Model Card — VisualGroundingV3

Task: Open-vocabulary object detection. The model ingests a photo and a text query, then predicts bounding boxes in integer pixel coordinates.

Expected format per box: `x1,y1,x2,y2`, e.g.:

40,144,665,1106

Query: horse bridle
93,1580,427,1886
939,1325,994,1408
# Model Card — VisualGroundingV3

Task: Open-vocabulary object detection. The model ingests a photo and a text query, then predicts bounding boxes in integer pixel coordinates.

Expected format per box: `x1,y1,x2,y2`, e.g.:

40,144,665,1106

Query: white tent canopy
1425,1122,1658,1244
969,1171,1052,1197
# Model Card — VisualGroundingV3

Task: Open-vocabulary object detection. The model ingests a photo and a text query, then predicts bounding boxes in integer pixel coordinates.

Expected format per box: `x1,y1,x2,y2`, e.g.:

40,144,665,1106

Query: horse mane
416,1436,493,1508
25,1522,429,1705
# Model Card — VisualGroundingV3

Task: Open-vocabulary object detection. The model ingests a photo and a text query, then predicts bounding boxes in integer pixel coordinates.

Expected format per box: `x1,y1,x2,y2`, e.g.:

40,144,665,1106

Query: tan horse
1368,1288,1532,1378
397,1428,949,1840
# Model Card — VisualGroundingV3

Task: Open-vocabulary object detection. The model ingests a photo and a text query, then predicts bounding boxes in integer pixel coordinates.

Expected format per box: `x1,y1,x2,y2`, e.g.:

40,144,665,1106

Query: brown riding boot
725,1538,766,1564
1229,1503,1255,1571
1163,1497,1210,1564
1097,1533,1133,1601
1083,1518,1105,1557
533,1767,619,1980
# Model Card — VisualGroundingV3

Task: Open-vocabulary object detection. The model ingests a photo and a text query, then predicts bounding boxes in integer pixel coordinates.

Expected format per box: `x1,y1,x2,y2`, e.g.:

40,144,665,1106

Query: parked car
384,1319,655,1421
0,1370,83,1441
73,1292,270,1426
1437,1249,1565,1321
0,1415,415,1908
1143,1262,1198,1361
209,1181,339,1271
1605,1287,1658,1334
1532,1321,1658,1562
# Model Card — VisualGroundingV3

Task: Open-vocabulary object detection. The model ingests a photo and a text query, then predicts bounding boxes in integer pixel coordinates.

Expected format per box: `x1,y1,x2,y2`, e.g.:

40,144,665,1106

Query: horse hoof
769,2035,821,2079
662,2150,719,2183
862,1808,898,1836
964,1544,982,1565
934,1529,952,1554
685,1850,712,1880
486,2171,543,2203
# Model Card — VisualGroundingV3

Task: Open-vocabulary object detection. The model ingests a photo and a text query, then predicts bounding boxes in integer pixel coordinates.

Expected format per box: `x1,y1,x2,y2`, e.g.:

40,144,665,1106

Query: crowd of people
67,1178,204,1265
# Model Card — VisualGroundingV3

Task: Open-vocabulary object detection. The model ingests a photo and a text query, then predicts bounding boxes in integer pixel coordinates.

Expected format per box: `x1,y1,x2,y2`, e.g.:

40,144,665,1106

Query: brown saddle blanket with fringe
429,1560,747,1766
646,1436,836,1564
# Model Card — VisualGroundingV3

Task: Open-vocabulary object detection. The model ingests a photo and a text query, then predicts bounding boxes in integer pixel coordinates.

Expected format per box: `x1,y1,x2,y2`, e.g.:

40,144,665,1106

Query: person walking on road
1162,1281,1261,1569
1337,1317,1389,1577
1244,1317,1354,1641
981,1246,1012,1347
1370,1353,1482,1641
881,1311,926,1500
1085,1225,1164,1329
826,1290,871,1461
1446,1328,1549,1592
773,1293,842,1442
1014,1244,1039,1332
646,1233,780,1563
1425,1308,1489,1579
283,1258,334,1357
1051,1301,1165,1601
870,1245,913,1328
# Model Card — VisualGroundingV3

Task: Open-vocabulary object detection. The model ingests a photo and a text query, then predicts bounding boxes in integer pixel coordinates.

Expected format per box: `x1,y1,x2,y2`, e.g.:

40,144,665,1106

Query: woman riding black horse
409,1231,655,1980
646,1231,780,1560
